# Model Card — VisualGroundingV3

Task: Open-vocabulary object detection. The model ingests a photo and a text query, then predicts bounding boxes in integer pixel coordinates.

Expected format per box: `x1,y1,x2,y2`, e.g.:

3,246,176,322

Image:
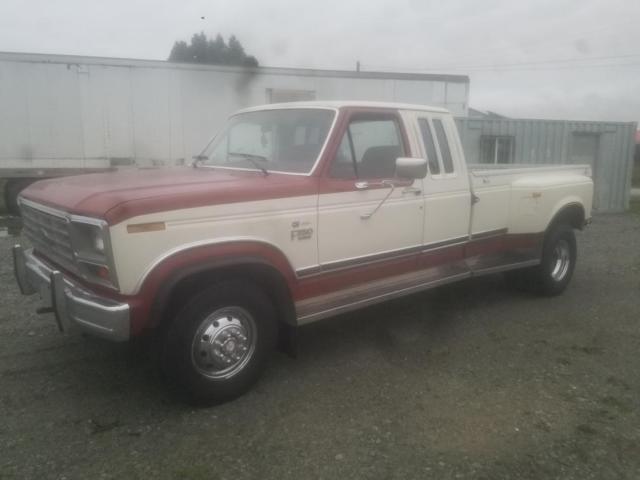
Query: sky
1,0,639,123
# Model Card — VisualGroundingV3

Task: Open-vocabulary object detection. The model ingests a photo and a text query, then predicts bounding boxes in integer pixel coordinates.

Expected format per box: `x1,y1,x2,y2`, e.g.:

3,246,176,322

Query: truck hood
20,167,317,225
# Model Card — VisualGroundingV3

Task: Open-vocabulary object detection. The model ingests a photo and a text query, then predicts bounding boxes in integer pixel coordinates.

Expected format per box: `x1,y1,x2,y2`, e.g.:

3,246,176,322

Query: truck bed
468,163,591,178
467,163,593,236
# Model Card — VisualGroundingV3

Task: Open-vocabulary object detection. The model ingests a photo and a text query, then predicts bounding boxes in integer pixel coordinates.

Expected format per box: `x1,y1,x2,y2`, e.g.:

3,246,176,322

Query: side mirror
396,157,427,180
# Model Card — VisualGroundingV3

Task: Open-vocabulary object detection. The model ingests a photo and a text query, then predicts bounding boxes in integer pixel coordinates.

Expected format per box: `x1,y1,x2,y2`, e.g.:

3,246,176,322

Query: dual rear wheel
505,223,577,296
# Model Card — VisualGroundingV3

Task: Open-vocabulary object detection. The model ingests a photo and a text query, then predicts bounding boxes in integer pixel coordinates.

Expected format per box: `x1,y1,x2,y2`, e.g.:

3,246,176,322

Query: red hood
21,167,317,225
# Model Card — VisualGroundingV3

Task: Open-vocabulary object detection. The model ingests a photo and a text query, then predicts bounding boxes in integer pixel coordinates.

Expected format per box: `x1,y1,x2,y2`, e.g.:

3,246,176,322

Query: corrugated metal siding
456,118,637,212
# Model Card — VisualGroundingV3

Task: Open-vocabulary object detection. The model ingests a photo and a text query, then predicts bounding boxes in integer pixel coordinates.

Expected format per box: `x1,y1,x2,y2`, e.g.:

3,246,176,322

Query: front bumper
13,245,130,341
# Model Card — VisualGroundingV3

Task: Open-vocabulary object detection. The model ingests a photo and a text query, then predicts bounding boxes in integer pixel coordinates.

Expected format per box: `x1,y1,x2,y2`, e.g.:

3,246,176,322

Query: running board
295,258,540,325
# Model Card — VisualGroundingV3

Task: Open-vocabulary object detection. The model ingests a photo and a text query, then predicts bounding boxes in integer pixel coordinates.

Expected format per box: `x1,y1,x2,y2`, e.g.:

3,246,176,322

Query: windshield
199,108,335,174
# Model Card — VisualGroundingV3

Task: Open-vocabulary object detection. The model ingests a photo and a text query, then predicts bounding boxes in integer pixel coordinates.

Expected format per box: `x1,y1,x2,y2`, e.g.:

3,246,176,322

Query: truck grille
20,201,77,273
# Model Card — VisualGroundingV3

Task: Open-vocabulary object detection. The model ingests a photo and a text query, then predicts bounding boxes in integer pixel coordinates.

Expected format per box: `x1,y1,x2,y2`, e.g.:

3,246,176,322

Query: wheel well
549,203,586,231
157,262,297,346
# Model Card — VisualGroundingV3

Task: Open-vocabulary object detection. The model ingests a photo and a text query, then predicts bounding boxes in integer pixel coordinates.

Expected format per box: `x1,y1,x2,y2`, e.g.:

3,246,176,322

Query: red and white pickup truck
13,101,593,403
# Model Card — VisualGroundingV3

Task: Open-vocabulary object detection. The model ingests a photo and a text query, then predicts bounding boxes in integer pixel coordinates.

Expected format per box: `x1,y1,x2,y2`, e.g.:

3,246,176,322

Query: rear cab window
417,118,440,175
433,119,455,174
416,115,457,177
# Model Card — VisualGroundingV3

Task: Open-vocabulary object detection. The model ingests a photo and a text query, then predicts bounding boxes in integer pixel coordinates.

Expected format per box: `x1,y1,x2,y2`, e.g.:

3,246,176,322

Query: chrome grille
20,201,77,273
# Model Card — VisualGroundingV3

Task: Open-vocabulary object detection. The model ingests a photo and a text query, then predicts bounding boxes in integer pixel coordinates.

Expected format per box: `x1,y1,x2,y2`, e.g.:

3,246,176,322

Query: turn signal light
83,263,111,280
96,265,111,280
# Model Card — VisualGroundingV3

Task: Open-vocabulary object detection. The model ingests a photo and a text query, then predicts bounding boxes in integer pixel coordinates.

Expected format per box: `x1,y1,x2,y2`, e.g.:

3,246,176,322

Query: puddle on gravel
0,216,22,237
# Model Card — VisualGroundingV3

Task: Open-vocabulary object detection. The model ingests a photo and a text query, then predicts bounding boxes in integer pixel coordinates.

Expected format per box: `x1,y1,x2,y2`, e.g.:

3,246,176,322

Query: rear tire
162,280,277,405
504,223,577,296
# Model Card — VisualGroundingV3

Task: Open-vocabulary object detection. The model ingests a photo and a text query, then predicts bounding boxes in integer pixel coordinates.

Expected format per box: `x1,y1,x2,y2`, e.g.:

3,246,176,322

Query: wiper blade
228,152,269,176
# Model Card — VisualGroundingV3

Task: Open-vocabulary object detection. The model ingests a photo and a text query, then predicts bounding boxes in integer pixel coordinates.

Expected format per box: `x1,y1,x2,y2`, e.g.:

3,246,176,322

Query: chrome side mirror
396,157,427,179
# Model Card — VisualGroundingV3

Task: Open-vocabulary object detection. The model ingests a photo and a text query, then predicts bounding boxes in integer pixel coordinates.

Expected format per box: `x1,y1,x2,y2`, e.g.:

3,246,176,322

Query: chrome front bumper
12,245,130,341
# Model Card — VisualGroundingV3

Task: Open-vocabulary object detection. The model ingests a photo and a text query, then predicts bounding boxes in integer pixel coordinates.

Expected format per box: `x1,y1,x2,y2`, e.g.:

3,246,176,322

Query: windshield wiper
228,152,269,176
191,154,208,168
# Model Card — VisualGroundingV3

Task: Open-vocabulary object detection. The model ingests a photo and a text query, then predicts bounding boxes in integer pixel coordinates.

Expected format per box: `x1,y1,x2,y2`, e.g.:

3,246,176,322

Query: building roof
236,100,450,114
468,108,509,119
0,51,470,84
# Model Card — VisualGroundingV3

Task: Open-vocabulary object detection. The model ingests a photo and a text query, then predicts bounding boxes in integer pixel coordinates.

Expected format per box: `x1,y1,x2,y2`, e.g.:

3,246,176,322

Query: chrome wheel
191,306,257,379
550,239,571,282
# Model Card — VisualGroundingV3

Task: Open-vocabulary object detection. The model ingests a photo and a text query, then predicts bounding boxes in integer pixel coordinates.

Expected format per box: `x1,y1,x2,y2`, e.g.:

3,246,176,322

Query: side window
329,117,405,179
417,118,440,175
329,134,357,178
433,119,454,174
480,136,515,164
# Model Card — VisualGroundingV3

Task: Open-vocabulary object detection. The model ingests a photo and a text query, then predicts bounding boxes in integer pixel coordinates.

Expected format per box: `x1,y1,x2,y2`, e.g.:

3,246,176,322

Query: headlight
71,222,105,256
68,216,118,289
93,234,105,252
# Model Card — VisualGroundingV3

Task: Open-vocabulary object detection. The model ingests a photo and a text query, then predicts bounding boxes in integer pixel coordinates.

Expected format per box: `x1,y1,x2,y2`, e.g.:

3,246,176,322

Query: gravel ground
1,213,639,480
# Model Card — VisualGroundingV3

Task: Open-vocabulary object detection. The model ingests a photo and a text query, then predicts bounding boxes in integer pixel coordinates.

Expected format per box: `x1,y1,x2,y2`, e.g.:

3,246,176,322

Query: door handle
402,186,422,196
355,180,398,190
358,180,396,219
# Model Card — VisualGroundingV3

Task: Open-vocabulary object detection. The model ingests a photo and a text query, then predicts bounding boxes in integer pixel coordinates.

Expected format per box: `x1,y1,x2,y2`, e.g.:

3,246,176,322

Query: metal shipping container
456,117,637,212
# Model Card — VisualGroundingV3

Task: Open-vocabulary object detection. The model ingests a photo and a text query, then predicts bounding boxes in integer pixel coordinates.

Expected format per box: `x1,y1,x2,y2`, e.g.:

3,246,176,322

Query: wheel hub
550,239,571,282
191,308,256,379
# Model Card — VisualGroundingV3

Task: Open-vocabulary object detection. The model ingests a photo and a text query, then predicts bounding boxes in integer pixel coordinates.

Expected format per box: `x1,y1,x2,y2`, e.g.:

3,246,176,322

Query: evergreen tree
168,33,259,67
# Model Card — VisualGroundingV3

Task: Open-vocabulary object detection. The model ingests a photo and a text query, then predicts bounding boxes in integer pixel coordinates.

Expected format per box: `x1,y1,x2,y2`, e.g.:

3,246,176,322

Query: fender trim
132,241,298,334
547,201,586,231
133,238,298,294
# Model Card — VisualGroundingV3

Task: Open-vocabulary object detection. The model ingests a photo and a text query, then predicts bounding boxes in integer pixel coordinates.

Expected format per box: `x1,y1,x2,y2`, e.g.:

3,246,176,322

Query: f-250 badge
291,220,313,241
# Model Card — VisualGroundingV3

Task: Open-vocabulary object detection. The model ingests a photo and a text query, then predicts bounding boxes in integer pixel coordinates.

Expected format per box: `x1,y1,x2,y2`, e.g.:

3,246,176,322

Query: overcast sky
1,0,639,123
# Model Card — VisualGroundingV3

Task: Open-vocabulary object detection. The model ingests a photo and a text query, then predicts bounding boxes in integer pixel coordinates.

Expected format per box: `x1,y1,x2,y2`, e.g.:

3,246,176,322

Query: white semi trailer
0,52,469,214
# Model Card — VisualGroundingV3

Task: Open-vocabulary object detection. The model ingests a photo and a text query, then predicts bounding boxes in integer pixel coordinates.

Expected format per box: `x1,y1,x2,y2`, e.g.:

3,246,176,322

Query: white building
0,52,469,171
1,51,634,212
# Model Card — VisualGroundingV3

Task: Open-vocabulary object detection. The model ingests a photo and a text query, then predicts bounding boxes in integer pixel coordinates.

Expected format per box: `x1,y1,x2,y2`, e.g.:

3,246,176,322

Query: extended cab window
417,118,440,175
330,116,405,179
433,119,454,174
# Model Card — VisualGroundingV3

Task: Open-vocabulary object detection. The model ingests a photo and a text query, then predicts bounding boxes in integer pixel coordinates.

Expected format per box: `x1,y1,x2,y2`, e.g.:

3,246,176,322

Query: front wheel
505,224,577,296
162,280,277,405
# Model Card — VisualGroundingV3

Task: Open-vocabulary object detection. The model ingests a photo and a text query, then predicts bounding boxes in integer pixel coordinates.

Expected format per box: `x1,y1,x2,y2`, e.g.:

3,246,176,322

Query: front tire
162,280,277,405
505,223,577,296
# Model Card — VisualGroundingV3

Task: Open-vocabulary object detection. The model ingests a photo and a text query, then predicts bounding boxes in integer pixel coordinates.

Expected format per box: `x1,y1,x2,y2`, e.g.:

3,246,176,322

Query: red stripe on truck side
128,231,543,334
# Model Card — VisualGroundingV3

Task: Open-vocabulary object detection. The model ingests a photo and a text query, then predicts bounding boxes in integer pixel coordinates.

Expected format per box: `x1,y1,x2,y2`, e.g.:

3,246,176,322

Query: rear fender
547,198,586,231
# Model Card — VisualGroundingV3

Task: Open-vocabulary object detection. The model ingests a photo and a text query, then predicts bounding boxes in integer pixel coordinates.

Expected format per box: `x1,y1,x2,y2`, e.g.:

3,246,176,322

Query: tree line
169,32,259,67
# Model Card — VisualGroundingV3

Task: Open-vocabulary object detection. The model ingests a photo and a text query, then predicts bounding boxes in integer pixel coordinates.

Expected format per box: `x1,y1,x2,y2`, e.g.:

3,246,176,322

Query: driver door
317,111,424,267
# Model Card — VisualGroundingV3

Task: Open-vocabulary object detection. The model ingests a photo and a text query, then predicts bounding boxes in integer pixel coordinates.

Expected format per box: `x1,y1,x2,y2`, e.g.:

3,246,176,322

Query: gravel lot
1,212,639,480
